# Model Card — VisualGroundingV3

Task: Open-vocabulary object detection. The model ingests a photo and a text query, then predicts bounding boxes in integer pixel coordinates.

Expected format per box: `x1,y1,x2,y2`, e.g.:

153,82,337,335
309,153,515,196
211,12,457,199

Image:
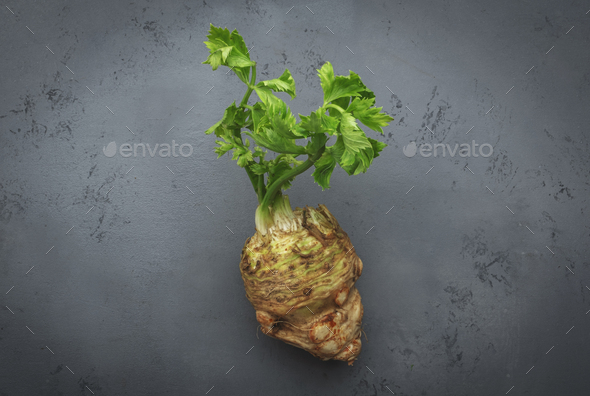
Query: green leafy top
202,24,393,232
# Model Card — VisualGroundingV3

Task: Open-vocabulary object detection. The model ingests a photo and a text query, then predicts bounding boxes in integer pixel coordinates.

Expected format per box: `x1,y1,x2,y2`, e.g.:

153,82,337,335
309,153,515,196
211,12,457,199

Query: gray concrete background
1,0,589,395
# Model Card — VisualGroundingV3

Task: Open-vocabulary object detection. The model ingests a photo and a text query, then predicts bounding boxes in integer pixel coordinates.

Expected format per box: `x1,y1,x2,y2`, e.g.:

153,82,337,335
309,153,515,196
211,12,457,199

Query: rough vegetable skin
241,204,364,364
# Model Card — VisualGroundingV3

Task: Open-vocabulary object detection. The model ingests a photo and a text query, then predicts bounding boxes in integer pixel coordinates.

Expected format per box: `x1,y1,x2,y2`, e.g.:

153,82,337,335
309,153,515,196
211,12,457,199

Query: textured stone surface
1,0,589,395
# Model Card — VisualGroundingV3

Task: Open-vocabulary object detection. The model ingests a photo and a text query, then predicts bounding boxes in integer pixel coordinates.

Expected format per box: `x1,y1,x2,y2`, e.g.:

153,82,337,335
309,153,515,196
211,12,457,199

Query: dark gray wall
1,0,589,395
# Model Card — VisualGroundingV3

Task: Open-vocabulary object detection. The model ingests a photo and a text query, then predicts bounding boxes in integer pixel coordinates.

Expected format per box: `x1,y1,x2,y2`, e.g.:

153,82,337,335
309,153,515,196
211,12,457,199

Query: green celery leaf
202,25,254,68
253,86,282,107
202,25,254,84
317,62,365,104
292,124,311,138
306,132,328,154
252,146,267,160
347,149,373,175
299,110,322,134
214,135,255,168
203,25,231,51
318,61,335,99
330,97,351,114
350,71,376,101
267,101,300,139
203,26,391,194
244,128,307,155
327,76,365,104
234,106,250,130
281,154,305,166
205,117,224,136
347,98,393,134
204,51,223,71
249,162,268,175
214,140,234,158
339,113,372,166
232,145,254,167
329,135,386,176
357,107,393,134
299,109,339,136
329,134,357,171
253,90,306,140
233,68,251,85
329,136,372,176
312,151,337,190
329,134,345,163
322,114,340,135
256,69,296,99
205,102,238,137
325,70,375,115
226,53,256,68
249,102,267,133
367,137,387,158
346,97,374,113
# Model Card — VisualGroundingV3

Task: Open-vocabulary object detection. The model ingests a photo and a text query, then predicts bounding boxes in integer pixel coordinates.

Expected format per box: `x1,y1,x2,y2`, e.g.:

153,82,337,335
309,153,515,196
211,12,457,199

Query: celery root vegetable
202,25,393,365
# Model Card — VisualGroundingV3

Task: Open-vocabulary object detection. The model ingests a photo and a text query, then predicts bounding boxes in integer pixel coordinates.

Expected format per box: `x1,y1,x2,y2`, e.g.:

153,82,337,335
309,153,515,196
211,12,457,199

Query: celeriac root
240,204,364,365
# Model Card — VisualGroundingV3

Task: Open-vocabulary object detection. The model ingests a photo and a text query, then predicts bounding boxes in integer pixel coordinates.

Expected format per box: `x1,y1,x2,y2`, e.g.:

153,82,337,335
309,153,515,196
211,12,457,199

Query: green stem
272,153,287,164
241,88,254,108
239,65,257,107
245,167,259,197
260,146,326,210
324,103,346,114
256,159,266,203
234,65,260,200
